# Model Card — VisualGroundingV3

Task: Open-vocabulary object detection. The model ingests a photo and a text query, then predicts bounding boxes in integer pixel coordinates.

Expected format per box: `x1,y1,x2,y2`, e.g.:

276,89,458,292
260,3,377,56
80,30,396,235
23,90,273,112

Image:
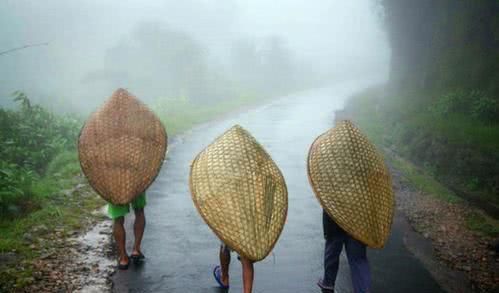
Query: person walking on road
213,243,254,293
307,119,395,293
77,89,168,271
108,192,147,270
190,125,288,293
317,210,371,293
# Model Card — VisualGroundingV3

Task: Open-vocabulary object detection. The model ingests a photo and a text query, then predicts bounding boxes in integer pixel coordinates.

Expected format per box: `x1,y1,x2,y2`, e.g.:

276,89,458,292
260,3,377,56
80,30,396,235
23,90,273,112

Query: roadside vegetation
342,84,499,290
0,87,285,290
344,1,498,289
0,19,320,291
343,86,499,238
0,92,101,290
0,91,82,219
376,0,499,212
153,93,266,135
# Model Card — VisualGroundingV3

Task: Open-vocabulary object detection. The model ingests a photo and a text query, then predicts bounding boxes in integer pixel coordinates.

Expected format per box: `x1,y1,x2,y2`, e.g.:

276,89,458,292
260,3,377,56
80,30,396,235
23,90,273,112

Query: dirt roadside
390,157,498,292
1,182,115,293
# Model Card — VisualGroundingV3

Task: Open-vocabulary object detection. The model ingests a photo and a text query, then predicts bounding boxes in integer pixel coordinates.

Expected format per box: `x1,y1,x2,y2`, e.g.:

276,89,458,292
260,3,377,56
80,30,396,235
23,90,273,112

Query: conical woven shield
78,89,167,205
189,125,288,262
307,120,394,248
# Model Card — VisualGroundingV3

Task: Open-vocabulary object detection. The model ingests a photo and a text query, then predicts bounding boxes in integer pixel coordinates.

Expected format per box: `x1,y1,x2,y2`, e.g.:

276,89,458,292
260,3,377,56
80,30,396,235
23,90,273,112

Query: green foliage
1,91,80,172
1,89,267,219
0,88,273,290
345,87,499,208
429,90,468,116
428,89,498,123
470,91,498,123
0,182,104,255
466,177,480,191
415,89,499,150
0,161,39,216
466,211,499,237
154,93,263,135
388,155,462,204
31,152,81,200
45,151,80,178
381,0,499,99
0,93,81,218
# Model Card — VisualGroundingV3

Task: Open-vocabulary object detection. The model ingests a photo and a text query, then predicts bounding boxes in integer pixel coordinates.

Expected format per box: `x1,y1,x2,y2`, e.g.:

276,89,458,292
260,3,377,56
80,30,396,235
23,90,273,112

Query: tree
85,22,211,102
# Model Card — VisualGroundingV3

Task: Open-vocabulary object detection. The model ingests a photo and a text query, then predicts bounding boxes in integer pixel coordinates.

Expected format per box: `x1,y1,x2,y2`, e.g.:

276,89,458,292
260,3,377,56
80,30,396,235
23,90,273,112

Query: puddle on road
73,206,115,293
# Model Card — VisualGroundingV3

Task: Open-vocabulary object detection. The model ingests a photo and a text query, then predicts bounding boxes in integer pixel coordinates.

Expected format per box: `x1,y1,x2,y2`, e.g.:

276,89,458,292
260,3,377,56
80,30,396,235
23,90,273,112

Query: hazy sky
0,0,389,110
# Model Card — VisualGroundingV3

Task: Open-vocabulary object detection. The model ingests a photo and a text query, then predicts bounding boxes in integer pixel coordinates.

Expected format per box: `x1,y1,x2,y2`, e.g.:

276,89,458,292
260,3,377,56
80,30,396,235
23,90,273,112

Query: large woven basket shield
78,89,167,205
307,120,394,248
189,125,288,262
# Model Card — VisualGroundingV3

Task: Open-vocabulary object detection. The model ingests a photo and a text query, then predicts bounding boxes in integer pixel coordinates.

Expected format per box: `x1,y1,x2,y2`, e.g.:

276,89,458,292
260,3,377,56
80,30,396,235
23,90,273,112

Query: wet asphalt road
112,81,444,293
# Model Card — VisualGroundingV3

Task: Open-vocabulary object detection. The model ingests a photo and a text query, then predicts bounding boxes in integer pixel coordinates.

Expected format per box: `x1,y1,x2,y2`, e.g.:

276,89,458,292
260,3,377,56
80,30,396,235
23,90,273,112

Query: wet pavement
112,81,445,292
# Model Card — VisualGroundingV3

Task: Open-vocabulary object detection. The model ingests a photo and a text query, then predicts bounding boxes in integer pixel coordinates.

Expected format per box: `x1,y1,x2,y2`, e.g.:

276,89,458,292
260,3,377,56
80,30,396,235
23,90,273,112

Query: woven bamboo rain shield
78,88,167,205
307,120,394,248
189,125,288,262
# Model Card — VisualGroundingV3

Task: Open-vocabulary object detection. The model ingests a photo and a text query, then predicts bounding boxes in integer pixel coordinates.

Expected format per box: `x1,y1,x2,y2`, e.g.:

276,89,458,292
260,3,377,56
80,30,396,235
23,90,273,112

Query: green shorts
107,193,146,219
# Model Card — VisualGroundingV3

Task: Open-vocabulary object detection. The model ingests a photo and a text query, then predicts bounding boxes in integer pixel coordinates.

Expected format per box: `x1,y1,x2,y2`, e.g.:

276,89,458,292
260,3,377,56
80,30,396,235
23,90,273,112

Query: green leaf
0,168,13,177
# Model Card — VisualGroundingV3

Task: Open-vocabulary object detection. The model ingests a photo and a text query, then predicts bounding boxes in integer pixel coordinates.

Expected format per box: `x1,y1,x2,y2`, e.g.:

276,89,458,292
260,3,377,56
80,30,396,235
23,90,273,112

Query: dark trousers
323,211,371,293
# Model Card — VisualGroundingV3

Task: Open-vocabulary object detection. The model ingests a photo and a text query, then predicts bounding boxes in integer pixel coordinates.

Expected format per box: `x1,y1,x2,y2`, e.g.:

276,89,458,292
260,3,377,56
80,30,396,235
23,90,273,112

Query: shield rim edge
188,125,288,262
306,127,391,249
77,93,168,205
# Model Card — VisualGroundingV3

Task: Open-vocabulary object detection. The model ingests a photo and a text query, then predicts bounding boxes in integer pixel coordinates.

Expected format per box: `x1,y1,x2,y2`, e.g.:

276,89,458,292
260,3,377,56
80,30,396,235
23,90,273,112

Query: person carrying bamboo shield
189,125,288,293
78,89,167,270
307,120,395,293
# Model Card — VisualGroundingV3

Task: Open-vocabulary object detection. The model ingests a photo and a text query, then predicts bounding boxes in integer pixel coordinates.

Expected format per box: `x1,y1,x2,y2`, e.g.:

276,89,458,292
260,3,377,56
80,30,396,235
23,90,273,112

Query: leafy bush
45,151,81,178
466,211,499,238
470,91,498,123
0,92,80,173
0,161,39,217
0,92,81,218
430,89,498,124
429,90,468,116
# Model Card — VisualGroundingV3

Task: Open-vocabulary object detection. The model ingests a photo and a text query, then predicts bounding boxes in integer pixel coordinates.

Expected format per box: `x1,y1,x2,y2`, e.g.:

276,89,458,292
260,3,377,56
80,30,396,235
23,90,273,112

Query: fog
0,0,389,113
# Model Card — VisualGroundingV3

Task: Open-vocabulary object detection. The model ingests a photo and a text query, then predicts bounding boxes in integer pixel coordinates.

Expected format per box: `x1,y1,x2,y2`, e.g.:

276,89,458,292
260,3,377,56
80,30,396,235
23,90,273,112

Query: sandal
130,252,145,263
213,265,229,289
117,256,129,270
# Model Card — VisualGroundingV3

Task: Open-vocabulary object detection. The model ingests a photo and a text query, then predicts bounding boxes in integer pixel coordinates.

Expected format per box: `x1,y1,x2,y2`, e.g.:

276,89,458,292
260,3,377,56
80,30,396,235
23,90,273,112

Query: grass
0,151,105,256
354,109,462,204
348,89,466,203
387,155,462,204
355,88,499,152
405,112,499,152
348,93,461,204
1,93,268,251
0,91,274,290
154,93,265,135
405,114,499,206
0,151,104,290
0,95,270,242
29,152,81,199
0,187,104,289
466,211,499,238
344,87,499,237
0,194,103,252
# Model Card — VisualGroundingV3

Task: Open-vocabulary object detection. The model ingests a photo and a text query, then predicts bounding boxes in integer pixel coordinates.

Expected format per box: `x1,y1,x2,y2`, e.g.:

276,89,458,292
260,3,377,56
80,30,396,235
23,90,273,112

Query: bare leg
132,208,146,256
219,245,231,286
113,217,128,265
241,257,254,293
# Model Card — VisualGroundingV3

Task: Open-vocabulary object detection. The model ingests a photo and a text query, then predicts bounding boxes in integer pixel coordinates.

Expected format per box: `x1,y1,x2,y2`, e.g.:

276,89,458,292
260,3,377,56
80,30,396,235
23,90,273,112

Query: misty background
0,0,389,113
1,1,499,291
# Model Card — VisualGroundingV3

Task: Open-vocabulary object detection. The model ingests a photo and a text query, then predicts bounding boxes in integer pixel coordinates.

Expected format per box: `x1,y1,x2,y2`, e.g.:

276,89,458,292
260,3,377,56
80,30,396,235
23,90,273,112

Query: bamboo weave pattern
78,89,167,205
307,120,394,248
190,125,288,261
